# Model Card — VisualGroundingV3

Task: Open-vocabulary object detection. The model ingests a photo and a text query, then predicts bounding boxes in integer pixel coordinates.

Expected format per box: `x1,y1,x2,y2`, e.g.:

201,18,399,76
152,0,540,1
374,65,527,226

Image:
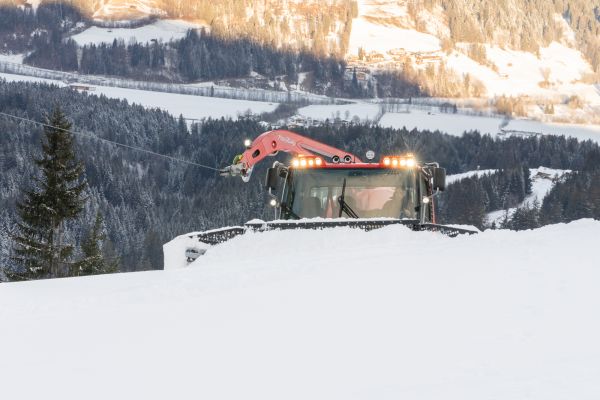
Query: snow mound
2,220,600,399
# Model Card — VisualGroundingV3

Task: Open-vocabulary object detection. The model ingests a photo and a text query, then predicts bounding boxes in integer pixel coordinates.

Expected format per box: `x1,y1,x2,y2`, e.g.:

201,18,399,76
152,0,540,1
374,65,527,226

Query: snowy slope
348,0,441,56
91,0,165,20
71,20,202,45
347,1,600,124
446,167,570,226
2,220,600,399
446,169,498,185
487,167,570,225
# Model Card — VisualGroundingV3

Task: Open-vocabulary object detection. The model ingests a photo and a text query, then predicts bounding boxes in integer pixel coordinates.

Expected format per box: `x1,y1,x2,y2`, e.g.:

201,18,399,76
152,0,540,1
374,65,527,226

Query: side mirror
433,167,446,191
265,167,279,191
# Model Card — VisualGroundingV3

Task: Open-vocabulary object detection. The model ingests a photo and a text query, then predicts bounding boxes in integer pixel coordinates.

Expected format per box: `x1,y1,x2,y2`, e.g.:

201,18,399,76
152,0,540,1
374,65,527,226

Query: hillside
2,220,600,399
3,0,600,122
347,0,600,123
8,0,357,55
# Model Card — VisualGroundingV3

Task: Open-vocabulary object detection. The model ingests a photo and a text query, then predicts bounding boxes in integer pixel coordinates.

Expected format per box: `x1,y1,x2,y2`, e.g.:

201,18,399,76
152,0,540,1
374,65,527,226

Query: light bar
381,154,417,169
291,156,324,169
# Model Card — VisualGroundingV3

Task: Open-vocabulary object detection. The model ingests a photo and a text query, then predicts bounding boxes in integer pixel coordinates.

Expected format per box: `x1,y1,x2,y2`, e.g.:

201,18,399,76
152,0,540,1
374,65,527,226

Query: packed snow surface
2,220,600,399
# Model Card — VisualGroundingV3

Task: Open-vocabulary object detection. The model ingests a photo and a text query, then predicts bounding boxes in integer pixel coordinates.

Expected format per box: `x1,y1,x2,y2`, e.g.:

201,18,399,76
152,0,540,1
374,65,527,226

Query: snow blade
190,226,246,245
188,220,476,253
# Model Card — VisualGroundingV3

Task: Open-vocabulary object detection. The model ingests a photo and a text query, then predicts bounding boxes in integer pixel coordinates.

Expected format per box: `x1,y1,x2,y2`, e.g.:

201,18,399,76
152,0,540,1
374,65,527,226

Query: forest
0,3,406,98
1,80,599,279
408,0,600,72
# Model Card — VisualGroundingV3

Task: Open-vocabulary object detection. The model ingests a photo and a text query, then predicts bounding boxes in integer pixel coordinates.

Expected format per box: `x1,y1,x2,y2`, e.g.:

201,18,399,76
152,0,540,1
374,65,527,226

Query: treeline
0,3,83,53
439,148,600,230
63,0,357,56
438,167,532,229
2,3,420,98
541,167,600,224
24,26,419,98
1,80,600,278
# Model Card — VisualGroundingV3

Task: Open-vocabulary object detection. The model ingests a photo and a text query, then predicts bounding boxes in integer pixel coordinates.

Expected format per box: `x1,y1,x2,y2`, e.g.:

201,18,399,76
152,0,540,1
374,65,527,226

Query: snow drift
1,220,600,399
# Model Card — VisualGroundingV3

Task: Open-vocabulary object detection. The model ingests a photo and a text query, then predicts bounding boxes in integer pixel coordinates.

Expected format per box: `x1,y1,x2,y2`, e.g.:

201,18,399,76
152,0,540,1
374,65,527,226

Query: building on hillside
69,84,96,92
415,53,442,64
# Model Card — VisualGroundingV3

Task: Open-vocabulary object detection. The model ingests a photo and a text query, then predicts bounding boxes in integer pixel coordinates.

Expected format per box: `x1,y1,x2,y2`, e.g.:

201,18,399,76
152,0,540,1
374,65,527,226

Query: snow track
2,220,600,399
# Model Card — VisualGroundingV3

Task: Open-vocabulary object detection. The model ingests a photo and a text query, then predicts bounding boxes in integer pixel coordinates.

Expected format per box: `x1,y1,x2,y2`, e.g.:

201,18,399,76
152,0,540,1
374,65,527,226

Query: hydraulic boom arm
220,129,362,181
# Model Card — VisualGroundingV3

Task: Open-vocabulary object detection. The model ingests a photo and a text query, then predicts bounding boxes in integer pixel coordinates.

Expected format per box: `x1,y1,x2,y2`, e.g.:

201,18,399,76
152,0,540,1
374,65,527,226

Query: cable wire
0,111,221,172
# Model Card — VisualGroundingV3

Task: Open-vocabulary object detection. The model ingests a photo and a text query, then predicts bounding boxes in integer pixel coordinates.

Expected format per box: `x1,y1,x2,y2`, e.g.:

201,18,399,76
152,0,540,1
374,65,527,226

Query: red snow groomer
187,129,475,259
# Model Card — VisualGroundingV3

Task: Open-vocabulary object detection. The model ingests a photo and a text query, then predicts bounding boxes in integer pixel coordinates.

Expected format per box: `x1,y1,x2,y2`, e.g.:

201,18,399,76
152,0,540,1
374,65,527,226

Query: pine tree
523,165,532,195
76,212,118,276
10,107,87,280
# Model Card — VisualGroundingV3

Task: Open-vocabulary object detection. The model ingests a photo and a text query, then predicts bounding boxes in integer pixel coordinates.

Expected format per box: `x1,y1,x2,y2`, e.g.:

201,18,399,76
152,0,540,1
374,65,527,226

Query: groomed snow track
2,220,600,400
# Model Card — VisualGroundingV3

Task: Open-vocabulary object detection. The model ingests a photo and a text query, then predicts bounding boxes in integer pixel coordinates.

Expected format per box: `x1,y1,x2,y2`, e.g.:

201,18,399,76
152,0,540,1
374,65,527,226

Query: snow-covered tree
76,212,118,276
10,107,87,280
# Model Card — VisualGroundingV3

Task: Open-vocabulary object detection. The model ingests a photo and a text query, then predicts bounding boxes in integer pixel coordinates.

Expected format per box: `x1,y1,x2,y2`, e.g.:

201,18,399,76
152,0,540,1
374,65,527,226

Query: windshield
286,168,418,219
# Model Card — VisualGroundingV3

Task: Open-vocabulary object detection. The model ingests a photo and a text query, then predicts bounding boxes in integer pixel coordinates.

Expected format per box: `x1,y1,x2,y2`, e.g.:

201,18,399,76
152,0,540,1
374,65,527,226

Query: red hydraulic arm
220,129,362,181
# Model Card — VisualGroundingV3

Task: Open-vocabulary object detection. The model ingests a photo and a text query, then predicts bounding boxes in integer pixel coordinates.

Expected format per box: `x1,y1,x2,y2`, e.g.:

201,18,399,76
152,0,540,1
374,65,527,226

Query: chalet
387,48,406,56
415,54,442,64
367,52,385,62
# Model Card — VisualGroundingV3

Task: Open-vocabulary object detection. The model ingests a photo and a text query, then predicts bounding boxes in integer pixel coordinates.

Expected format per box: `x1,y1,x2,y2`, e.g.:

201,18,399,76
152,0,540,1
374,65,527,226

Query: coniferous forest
1,80,600,280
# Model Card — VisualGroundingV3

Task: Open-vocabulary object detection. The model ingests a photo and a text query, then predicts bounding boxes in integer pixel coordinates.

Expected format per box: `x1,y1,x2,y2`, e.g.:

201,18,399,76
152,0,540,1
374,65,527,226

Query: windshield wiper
338,178,359,218
281,202,301,220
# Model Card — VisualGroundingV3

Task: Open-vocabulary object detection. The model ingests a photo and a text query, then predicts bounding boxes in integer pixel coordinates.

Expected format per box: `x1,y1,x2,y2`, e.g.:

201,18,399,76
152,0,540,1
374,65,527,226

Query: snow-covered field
379,109,504,136
90,85,277,120
0,72,66,86
0,73,278,120
0,53,24,64
298,103,380,122
3,70,600,141
71,19,201,46
2,220,600,399
505,119,600,143
379,108,600,142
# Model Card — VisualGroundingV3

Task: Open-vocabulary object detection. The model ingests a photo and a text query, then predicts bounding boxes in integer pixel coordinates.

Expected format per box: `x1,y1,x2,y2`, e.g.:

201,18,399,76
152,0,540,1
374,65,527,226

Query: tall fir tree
10,107,87,280
523,165,532,195
76,212,118,276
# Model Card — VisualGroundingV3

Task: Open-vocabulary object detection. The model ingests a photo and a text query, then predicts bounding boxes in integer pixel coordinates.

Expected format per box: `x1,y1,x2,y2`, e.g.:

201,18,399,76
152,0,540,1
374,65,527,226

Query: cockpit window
288,169,417,219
